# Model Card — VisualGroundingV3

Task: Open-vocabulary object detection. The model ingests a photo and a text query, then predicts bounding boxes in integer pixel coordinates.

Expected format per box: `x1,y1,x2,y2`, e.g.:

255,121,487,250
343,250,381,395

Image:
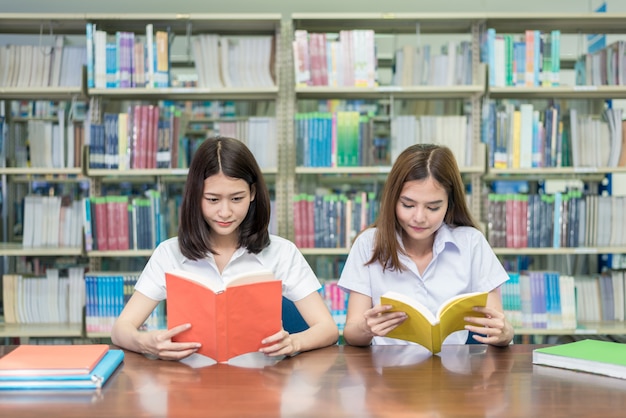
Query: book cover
533,339,626,380
0,344,109,377
0,350,124,390
165,269,282,363
380,291,488,354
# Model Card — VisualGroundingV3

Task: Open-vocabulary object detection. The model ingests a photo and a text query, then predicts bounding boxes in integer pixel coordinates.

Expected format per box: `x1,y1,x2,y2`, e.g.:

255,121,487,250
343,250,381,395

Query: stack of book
0,344,124,390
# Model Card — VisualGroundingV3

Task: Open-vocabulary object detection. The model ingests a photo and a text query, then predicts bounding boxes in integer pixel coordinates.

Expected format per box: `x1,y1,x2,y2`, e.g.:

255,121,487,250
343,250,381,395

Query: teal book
532,340,626,380
0,350,124,390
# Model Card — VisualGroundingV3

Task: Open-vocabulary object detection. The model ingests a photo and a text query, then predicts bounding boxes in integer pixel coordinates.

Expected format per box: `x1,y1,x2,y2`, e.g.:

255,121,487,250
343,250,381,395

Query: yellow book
380,291,488,354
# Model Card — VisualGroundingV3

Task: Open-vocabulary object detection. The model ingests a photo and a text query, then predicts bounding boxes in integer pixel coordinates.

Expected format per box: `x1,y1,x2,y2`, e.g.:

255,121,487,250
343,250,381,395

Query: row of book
295,111,470,169
88,105,278,170
293,191,378,249
484,102,626,169
319,280,348,331
85,273,165,333
1,267,86,325
391,41,474,87
0,40,85,88
82,191,167,252
87,23,169,89
575,40,626,86
482,29,561,88
22,195,84,249
295,111,372,167
392,114,471,168
192,34,276,88
487,192,626,249
293,29,377,88
6,115,84,170
89,104,182,170
502,269,626,329
86,23,276,90
503,271,575,330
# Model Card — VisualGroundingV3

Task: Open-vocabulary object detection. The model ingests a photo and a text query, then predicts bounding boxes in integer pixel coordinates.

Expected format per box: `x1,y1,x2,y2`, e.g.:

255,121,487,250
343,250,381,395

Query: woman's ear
250,184,256,201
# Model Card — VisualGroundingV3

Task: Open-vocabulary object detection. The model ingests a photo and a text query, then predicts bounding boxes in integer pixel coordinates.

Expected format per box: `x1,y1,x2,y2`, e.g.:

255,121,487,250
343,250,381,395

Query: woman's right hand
140,323,202,360
362,304,408,337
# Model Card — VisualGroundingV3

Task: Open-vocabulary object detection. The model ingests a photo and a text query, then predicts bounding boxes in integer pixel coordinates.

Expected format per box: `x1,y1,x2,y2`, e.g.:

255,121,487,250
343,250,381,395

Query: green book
533,340,626,380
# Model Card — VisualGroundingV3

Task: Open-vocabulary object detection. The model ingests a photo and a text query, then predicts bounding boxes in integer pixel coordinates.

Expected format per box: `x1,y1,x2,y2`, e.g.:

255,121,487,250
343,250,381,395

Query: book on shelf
532,339,626,380
0,344,109,377
0,350,124,390
165,268,283,363
380,291,488,354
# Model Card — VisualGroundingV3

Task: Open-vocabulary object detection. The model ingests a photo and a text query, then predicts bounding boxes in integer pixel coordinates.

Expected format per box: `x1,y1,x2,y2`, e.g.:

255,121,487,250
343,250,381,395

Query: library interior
0,0,625,416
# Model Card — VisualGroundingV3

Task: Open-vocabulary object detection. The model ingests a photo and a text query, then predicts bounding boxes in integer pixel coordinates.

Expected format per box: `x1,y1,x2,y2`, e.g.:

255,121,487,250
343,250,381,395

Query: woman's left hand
464,306,513,346
258,329,300,357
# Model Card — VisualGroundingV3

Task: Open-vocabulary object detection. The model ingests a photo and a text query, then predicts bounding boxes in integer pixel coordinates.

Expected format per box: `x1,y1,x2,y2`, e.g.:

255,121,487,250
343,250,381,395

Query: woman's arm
464,287,515,347
342,291,408,346
260,291,338,356
111,291,201,360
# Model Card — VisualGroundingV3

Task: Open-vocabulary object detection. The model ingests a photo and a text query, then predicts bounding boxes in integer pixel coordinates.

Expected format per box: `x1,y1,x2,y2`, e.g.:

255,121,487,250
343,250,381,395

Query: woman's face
395,176,448,247
201,171,255,241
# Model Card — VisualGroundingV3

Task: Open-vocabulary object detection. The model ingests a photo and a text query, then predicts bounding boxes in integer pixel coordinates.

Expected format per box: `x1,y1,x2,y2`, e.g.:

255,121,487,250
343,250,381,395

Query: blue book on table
0,350,124,390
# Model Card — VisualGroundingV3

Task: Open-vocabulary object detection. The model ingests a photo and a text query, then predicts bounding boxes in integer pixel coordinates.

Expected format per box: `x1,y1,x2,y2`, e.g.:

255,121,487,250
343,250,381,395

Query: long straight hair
178,137,271,260
367,144,478,272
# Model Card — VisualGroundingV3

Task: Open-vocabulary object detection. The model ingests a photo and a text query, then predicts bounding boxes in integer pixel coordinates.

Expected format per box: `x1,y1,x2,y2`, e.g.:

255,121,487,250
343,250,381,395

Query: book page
380,291,437,351
227,269,276,288
166,269,224,293
437,291,488,340
382,290,437,324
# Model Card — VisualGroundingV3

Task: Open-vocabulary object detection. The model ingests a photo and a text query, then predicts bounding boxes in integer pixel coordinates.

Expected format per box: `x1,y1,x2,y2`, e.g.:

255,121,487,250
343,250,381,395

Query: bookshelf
0,12,286,340
2,11,626,342
482,13,626,340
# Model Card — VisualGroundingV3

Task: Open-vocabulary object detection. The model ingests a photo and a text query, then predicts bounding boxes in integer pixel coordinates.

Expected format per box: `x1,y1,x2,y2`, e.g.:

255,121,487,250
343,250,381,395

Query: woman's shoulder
354,227,377,244
265,234,299,252
153,236,181,255
443,224,488,246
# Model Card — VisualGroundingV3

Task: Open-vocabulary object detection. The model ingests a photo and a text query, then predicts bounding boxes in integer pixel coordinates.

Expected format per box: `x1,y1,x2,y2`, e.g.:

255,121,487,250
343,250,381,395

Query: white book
219,37,234,87
519,103,534,168
0,45,8,86
192,36,207,88
145,23,155,88
46,268,61,324
16,45,32,87
7,45,19,87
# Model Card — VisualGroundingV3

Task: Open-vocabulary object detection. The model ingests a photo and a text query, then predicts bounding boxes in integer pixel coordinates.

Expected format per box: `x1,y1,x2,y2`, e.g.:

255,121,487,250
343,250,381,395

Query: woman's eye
428,206,441,212
401,202,413,209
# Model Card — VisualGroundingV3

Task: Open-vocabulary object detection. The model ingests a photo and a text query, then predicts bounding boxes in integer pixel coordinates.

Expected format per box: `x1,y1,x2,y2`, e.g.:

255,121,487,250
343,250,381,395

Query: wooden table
1,343,625,417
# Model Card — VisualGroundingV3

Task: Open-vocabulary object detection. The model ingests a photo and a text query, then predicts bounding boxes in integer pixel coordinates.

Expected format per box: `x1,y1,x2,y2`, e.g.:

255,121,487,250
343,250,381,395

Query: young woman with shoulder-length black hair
178,136,271,259
112,137,338,360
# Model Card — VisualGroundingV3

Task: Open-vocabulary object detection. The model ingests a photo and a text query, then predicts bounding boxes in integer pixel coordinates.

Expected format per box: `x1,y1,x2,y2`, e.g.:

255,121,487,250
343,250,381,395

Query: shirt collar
179,246,256,264
396,223,460,255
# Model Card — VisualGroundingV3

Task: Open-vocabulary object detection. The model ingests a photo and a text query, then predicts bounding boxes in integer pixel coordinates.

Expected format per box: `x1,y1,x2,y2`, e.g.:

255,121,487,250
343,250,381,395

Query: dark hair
368,143,478,272
178,136,271,260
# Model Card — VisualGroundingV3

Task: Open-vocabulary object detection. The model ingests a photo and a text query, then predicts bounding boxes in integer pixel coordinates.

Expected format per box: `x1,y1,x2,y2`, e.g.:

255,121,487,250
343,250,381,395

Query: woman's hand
464,306,514,346
140,323,202,360
259,329,299,357
362,304,408,338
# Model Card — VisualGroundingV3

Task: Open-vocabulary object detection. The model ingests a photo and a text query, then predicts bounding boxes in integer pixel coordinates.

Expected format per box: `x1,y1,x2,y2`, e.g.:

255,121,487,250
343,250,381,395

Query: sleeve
337,230,375,297
134,243,172,301
273,239,321,302
471,232,510,293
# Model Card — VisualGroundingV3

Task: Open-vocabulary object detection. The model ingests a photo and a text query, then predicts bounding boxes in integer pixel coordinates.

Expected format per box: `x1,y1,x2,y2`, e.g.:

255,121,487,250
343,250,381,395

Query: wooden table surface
1,343,625,417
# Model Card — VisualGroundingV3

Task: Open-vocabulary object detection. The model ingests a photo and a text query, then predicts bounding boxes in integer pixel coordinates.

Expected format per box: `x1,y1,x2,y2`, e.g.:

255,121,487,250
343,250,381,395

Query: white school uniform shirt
338,224,509,345
135,234,320,302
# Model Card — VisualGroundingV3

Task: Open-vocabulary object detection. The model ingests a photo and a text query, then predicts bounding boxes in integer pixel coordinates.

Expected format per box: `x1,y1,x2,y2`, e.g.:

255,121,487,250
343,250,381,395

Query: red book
165,269,282,363
0,344,109,376
93,196,108,251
